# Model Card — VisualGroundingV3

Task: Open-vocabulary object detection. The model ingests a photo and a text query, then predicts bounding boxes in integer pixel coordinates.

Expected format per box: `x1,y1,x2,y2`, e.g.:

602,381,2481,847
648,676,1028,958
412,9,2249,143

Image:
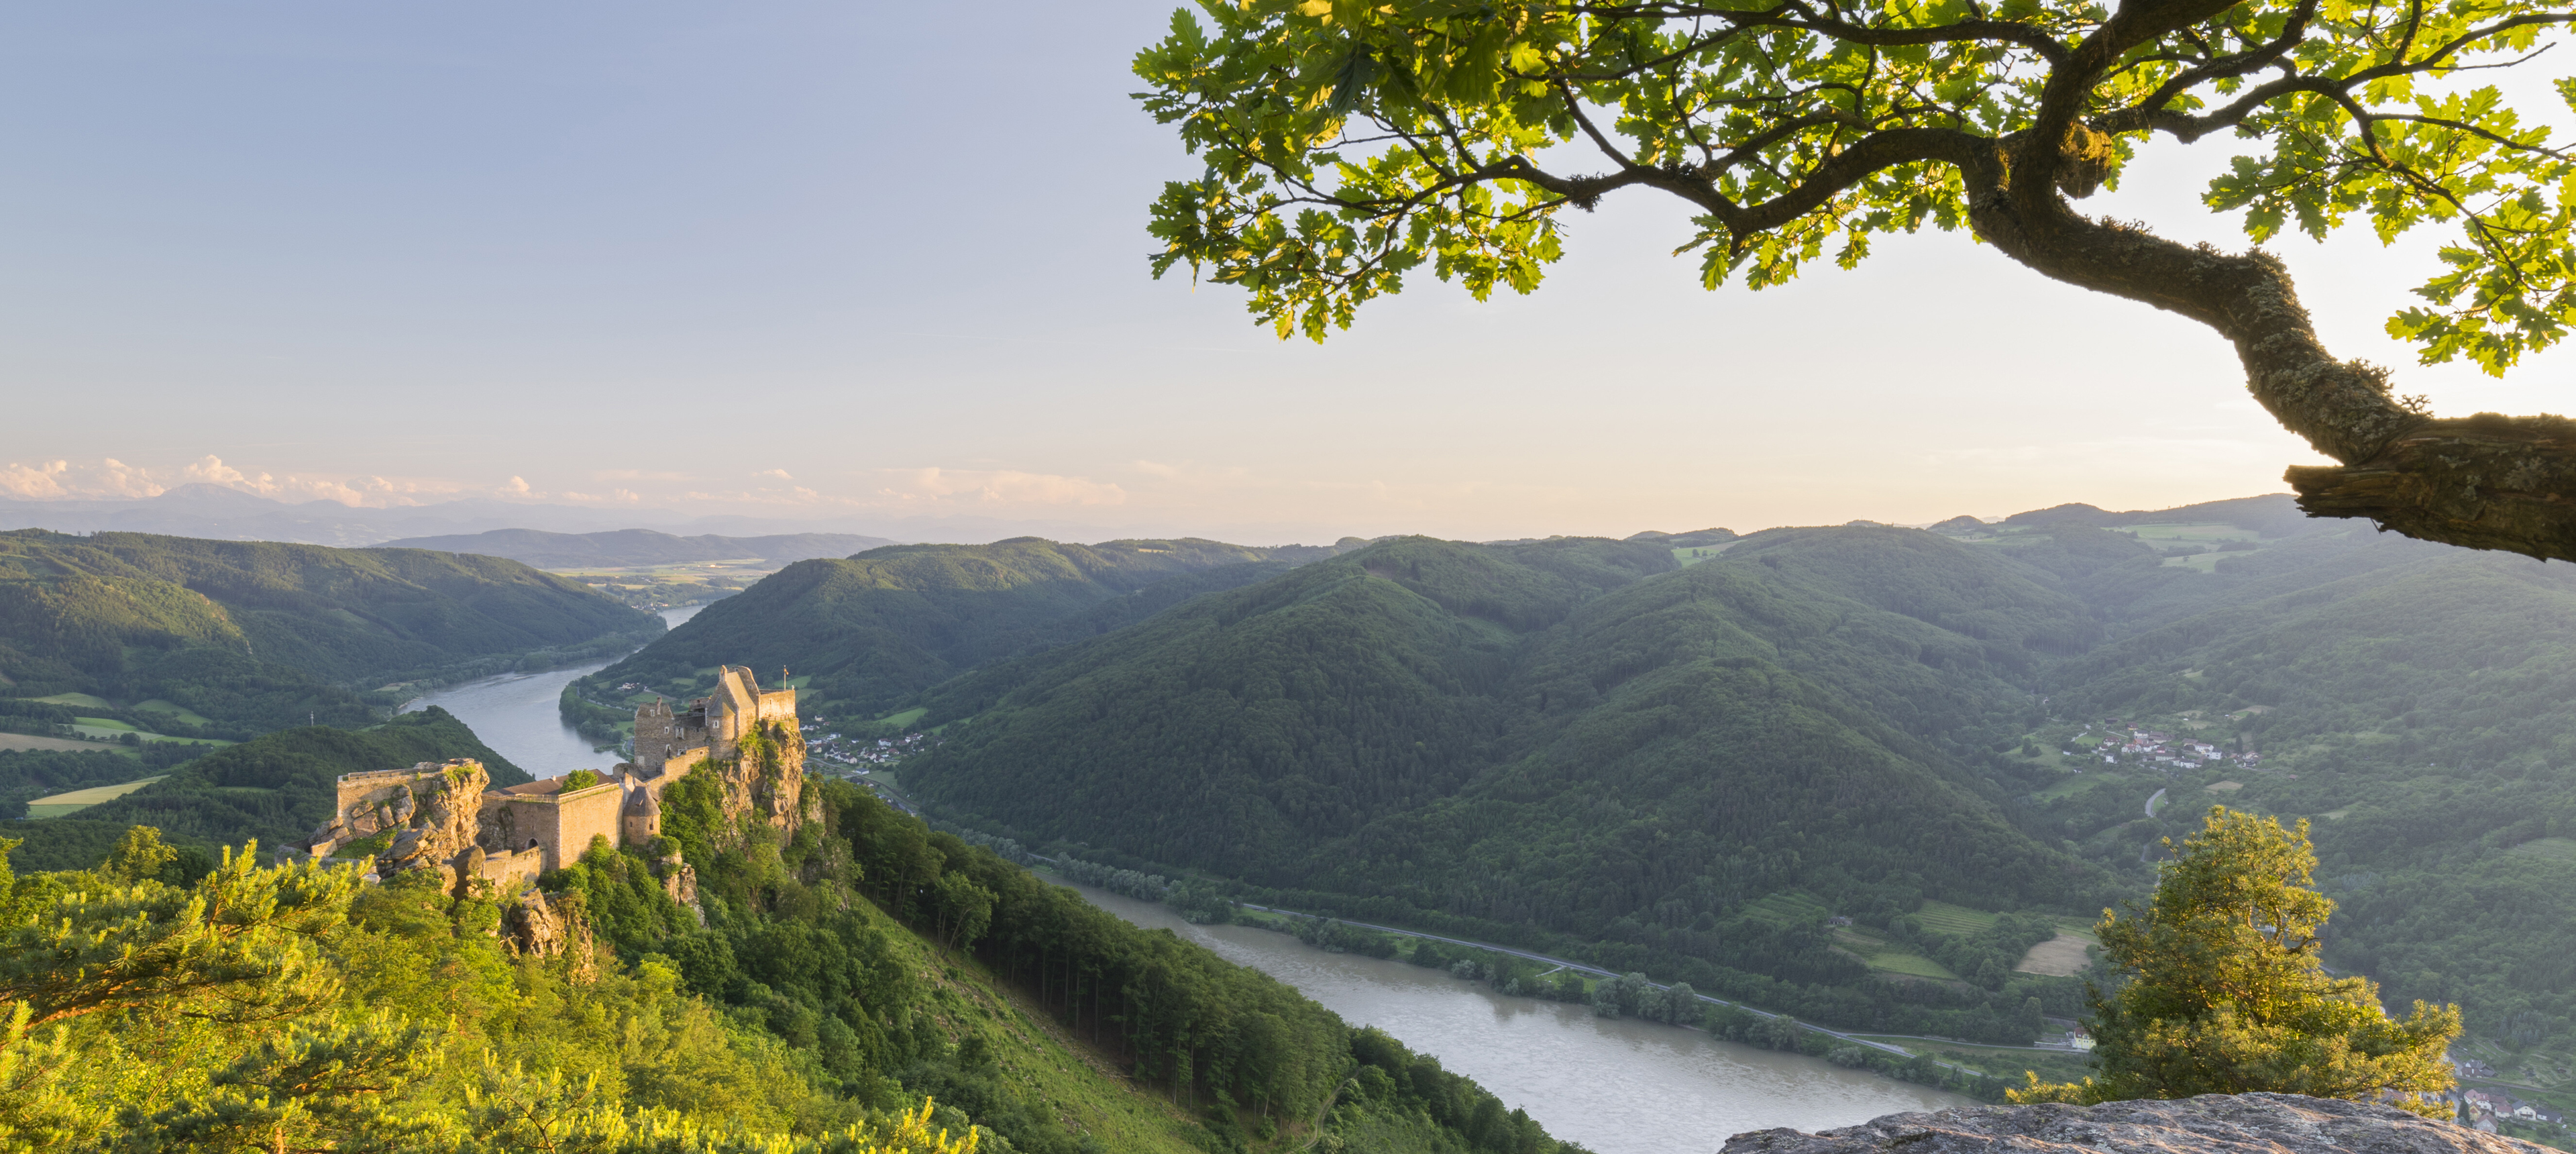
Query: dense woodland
574,537,1356,727
609,499,2576,1094
900,531,2106,1043
1,776,1585,1153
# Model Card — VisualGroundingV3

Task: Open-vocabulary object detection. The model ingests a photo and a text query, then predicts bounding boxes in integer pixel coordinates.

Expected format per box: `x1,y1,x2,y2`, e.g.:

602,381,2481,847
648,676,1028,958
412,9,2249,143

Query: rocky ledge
1723,1094,2540,1154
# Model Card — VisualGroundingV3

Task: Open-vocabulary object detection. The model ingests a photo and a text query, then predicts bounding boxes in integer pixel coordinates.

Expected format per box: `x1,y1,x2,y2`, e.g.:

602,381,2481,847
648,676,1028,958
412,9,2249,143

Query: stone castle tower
294,664,808,902
621,666,805,844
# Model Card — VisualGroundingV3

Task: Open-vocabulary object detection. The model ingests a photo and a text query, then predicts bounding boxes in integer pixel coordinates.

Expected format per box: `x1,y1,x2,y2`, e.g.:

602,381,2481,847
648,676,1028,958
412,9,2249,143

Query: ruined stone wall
290,759,494,896
480,780,625,874
314,764,462,853
660,747,708,780
553,780,623,868
476,845,545,892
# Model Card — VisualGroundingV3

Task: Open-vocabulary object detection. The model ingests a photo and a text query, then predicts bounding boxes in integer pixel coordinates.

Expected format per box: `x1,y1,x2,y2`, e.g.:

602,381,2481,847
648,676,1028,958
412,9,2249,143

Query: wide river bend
397,604,703,779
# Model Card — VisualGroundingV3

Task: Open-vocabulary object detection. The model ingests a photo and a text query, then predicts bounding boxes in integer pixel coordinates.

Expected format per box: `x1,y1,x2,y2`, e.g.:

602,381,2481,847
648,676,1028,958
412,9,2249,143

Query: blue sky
3,2,2570,543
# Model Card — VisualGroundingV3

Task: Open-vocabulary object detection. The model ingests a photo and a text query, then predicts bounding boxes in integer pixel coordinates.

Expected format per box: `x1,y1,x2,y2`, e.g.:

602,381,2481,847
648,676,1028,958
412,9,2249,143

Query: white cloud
180,455,279,495
757,468,794,482
0,460,71,499
0,458,166,500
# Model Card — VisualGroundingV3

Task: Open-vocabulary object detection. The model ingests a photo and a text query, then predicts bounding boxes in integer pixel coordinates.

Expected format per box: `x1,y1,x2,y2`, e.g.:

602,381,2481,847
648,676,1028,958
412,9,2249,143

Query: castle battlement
298,664,808,901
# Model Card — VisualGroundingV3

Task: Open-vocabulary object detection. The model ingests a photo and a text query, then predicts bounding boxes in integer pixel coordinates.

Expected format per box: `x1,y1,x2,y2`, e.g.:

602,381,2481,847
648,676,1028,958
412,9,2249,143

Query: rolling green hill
0,529,660,735
576,536,1351,725
1985,519,2576,1094
602,495,2576,1080
902,531,2113,1041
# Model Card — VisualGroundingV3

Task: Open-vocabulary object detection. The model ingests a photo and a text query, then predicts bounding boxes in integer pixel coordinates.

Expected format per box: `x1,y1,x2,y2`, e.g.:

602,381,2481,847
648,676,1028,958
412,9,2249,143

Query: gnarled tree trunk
1962,132,2576,562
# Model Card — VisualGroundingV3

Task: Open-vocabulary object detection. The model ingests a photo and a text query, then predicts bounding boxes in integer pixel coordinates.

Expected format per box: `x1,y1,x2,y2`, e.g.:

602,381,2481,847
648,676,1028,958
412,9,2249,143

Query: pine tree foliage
2014,807,2459,1112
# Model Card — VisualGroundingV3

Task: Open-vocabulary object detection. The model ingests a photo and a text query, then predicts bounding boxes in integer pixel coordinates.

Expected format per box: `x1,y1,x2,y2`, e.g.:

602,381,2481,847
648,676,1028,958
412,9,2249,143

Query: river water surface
397,604,702,779
1067,884,1964,1154
397,601,1966,1153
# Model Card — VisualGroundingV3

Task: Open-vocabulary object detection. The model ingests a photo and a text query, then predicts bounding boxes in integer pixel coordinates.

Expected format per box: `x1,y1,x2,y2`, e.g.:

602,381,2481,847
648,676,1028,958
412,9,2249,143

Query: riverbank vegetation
1231,903,2047,1102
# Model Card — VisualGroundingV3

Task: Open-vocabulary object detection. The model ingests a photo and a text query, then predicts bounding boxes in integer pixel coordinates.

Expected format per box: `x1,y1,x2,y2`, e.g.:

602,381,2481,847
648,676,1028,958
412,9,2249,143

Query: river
1067,884,1963,1154
398,603,1966,1152
396,604,702,779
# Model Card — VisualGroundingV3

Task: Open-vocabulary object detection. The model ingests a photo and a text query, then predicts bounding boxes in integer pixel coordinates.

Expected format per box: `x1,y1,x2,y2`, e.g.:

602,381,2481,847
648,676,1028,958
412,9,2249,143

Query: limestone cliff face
1725,1095,2540,1154
504,890,599,978
299,759,491,887
711,721,806,835
378,762,490,878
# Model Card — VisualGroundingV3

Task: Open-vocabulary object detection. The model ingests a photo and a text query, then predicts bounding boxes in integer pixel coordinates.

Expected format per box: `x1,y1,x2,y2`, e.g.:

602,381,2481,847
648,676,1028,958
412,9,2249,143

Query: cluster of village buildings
606,680,939,772
802,726,934,770
2459,1087,2563,1129
2080,721,2263,772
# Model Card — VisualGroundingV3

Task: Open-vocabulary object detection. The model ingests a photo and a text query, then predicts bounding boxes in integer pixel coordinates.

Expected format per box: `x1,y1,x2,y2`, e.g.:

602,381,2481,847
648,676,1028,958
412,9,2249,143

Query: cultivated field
27,776,168,818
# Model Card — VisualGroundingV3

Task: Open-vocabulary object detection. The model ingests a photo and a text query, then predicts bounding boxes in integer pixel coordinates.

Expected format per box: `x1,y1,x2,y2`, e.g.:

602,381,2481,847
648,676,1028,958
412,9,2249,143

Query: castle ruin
293,666,811,904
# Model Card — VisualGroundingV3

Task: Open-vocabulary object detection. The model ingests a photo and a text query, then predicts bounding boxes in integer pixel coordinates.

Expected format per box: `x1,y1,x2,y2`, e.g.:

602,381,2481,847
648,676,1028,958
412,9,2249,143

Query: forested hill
901,531,2114,1039
0,529,659,734
576,535,1358,724
1990,515,2576,1073
15,778,1585,1153
604,495,2576,1071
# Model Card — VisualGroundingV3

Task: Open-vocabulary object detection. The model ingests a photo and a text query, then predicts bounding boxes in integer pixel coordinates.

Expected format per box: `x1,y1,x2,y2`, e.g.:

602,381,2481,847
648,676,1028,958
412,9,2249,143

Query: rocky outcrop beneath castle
711,723,806,833
297,760,492,892
381,764,488,877
504,890,598,978
655,851,698,908
1724,1095,2541,1154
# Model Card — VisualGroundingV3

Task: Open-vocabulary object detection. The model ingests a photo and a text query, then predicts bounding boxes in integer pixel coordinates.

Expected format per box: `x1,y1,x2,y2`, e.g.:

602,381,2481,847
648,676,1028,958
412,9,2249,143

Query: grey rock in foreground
1723,1094,2540,1154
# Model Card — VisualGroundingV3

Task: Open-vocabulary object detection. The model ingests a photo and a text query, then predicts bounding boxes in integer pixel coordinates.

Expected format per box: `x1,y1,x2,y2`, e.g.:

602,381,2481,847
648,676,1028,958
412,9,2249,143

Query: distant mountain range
378,527,898,568
0,484,1358,550
0,484,749,547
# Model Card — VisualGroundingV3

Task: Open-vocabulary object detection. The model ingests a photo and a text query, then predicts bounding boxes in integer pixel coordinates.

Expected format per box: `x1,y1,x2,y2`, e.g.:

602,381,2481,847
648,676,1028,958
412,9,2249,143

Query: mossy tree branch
1139,0,2576,560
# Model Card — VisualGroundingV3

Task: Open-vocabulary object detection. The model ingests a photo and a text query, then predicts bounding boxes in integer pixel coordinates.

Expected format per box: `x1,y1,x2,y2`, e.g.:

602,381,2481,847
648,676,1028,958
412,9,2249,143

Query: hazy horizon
0,478,2300,549
5,3,2569,545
